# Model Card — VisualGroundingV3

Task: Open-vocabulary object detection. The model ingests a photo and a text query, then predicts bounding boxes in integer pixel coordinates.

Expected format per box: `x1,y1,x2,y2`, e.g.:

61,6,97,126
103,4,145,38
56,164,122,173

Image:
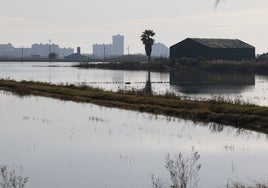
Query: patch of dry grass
1,79,268,134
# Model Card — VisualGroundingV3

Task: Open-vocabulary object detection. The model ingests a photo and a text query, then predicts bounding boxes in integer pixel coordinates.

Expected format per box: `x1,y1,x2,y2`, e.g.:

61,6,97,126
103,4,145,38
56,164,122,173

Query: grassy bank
1,79,268,134
74,58,268,74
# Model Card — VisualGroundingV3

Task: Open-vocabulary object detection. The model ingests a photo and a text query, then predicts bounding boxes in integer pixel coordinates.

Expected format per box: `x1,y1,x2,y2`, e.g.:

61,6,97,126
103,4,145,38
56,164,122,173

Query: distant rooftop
189,38,254,49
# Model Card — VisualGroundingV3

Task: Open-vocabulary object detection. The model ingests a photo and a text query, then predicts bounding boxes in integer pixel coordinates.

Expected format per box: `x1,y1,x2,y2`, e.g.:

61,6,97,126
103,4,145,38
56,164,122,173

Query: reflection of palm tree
141,30,155,63
215,0,220,7
144,71,152,93
215,0,225,8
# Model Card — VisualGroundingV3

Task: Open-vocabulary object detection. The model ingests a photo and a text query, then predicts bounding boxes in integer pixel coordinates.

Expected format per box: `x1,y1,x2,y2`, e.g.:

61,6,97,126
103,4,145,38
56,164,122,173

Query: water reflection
200,121,259,140
2,62,268,105
144,71,152,93
0,91,268,187
170,71,255,94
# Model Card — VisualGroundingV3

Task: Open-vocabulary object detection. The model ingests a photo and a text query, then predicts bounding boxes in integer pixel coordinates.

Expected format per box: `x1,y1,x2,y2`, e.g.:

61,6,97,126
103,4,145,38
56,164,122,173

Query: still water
0,62,268,187
1,91,268,188
0,62,268,106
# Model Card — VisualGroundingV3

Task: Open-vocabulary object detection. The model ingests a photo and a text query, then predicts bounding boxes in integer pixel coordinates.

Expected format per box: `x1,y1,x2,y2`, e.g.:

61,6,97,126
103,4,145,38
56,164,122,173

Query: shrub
0,165,28,188
151,148,201,188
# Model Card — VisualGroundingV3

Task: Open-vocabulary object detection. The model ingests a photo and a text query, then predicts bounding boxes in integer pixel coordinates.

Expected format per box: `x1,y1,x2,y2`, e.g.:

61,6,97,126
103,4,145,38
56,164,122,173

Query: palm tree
141,30,155,62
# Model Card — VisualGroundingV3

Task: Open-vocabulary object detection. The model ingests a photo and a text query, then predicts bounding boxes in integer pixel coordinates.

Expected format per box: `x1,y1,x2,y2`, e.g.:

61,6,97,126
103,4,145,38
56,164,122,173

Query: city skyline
0,36,169,58
0,42,74,58
92,34,124,59
1,0,268,54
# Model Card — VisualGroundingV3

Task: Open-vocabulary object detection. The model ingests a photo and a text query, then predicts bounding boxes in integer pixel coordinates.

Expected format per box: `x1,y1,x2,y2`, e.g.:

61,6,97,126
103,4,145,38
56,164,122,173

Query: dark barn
170,38,255,60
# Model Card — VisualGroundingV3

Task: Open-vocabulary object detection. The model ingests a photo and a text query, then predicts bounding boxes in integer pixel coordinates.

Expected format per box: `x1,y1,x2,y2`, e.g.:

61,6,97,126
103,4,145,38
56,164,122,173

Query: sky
1,0,268,54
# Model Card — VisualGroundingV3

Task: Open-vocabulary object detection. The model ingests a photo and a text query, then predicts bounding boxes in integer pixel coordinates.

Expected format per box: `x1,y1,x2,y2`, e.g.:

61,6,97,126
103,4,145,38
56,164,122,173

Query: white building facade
92,44,113,59
112,34,124,56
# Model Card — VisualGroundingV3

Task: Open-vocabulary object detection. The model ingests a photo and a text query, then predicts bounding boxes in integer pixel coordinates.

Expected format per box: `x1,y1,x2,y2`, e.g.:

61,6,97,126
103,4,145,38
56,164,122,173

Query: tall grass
1,79,268,134
227,182,268,188
151,148,201,188
151,149,268,188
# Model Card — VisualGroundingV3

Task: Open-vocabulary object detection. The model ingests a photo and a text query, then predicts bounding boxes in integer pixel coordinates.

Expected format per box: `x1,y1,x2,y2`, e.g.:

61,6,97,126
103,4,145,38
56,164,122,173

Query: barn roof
189,38,254,49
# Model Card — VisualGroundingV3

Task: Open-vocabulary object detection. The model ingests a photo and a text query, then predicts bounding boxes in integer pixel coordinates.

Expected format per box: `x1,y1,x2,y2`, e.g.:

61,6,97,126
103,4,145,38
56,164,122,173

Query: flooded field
1,91,268,187
0,62,268,187
0,62,268,106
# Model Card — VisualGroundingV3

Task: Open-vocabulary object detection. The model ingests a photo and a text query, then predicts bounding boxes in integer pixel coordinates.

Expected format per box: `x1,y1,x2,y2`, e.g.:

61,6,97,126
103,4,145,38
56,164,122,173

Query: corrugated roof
190,38,254,48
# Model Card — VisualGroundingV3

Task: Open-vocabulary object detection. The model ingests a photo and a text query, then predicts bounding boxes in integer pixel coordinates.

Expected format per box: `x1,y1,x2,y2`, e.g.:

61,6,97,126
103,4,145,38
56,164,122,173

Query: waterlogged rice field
1,62,268,106
1,91,268,187
0,62,268,187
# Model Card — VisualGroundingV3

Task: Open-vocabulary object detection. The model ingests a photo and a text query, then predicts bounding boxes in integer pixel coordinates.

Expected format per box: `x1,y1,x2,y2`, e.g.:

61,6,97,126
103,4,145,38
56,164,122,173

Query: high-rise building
92,44,113,59
92,34,124,59
0,44,14,57
112,34,124,56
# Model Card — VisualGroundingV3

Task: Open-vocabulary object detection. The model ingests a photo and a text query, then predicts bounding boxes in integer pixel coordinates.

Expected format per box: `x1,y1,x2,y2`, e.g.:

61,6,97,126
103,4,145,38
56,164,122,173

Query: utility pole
21,46,24,62
126,45,130,55
48,39,52,60
103,44,106,61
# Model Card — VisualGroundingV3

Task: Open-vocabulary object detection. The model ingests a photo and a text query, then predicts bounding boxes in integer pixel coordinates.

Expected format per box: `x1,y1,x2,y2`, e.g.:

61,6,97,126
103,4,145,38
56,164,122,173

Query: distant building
152,42,169,58
170,38,255,60
93,34,124,59
0,43,74,58
31,43,74,58
112,34,124,56
59,48,74,58
64,47,88,61
0,44,15,57
92,44,113,59
92,44,103,59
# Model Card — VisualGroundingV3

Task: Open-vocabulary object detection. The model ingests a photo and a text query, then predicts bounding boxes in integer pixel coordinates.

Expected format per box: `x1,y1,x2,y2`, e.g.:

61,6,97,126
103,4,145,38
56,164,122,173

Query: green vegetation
74,57,268,75
1,79,268,134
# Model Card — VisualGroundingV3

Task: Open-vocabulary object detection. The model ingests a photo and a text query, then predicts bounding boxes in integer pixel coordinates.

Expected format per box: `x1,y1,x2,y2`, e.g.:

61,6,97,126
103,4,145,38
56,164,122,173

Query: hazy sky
1,0,268,54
